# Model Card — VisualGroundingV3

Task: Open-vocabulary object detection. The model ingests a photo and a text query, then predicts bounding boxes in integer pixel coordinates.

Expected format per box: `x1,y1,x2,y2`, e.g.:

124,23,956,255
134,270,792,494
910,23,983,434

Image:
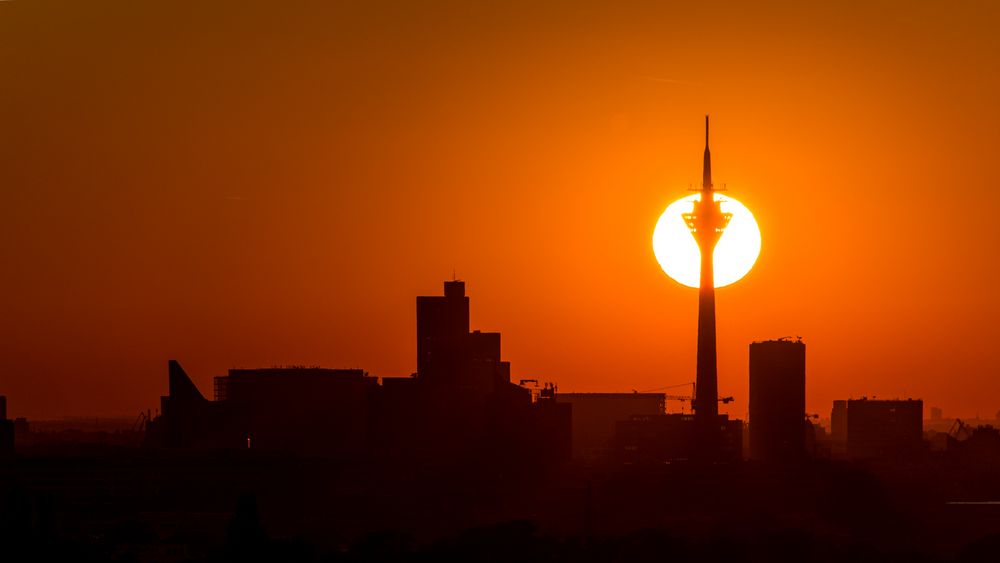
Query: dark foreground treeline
3,450,1000,562
3,508,999,563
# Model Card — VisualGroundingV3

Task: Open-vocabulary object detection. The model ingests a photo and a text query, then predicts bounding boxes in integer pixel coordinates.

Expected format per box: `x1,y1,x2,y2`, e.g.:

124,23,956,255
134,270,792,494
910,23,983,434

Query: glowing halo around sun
652,193,761,288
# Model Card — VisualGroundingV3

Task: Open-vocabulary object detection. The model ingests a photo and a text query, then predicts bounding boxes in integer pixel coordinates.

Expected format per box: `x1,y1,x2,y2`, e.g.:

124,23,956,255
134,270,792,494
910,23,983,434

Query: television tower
683,116,732,450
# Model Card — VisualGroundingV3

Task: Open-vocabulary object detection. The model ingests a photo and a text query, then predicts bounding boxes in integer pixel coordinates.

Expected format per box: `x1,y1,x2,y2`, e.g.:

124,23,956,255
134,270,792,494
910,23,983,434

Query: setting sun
652,193,761,288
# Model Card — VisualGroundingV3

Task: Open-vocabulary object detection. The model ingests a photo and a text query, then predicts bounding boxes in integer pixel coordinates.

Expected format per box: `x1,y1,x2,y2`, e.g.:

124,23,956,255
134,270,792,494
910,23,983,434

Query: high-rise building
749,338,806,461
416,280,509,394
417,280,470,382
845,398,923,459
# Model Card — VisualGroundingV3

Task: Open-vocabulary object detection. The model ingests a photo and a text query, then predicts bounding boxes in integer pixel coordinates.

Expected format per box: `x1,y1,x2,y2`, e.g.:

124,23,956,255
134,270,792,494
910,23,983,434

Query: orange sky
1,1,998,420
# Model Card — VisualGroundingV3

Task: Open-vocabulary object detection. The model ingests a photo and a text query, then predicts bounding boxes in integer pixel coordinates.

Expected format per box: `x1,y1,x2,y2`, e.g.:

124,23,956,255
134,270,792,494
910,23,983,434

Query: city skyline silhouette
2,3,1000,560
3,274,1000,562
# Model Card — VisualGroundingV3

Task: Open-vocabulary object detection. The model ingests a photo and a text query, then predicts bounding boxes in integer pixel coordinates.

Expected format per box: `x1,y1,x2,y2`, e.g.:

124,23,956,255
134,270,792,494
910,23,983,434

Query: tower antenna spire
682,115,732,459
702,115,713,189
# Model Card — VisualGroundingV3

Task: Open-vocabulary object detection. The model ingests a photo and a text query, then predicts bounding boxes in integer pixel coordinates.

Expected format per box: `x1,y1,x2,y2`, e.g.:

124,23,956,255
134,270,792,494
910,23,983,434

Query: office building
749,338,806,461
555,392,665,461
844,398,923,459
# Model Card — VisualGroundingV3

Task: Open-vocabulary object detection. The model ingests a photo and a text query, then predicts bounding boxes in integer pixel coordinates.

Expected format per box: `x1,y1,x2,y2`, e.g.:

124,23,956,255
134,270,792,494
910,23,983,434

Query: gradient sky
1,1,998,420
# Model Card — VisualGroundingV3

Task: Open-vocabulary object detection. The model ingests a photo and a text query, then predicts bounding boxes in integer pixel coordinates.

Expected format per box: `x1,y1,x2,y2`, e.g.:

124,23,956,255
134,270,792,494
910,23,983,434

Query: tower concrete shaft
683,116,732,426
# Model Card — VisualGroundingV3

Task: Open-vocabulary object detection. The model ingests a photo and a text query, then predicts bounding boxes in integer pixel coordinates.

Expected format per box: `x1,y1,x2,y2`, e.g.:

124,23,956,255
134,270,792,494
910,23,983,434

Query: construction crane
131,409,151,433
635,381,733,413
661,394,733,414
949,418,974,441
664,394,734,404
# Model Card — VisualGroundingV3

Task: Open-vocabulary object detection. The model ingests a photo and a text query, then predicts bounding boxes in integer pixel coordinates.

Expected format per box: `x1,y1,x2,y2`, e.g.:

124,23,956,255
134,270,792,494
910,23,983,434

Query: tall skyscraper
749,338,807,461
416,280,509,393
416,280,470,382
684,117,732,454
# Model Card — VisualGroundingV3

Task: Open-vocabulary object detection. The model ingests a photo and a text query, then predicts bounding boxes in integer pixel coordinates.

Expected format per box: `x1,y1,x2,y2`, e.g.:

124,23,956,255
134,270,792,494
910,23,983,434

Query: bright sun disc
652,194,761,288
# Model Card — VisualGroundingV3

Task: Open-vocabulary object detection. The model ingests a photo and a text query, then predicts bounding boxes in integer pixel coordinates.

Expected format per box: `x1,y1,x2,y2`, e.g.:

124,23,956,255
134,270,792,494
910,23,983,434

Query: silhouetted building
148,362,373,455
844,398,924,459
219,367,377,456
0,395,14,457
949,424,1000,464
805,420,828,458
415,280,512,394
749,338,806,462
146,361,244,450
614,413,743,464
378,281,569,464
555,393,665,461
147,281,571,465
12,417,29,443
830,399,848,449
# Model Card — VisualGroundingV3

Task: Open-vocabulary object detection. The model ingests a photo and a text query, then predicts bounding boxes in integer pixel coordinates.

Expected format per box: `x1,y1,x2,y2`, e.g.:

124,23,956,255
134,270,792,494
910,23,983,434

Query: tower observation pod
683,116,732,456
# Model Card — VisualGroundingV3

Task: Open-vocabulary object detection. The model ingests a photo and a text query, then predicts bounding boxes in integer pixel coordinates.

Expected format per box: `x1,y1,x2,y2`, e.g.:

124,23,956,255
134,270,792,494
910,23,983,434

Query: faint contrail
644,76,703,87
